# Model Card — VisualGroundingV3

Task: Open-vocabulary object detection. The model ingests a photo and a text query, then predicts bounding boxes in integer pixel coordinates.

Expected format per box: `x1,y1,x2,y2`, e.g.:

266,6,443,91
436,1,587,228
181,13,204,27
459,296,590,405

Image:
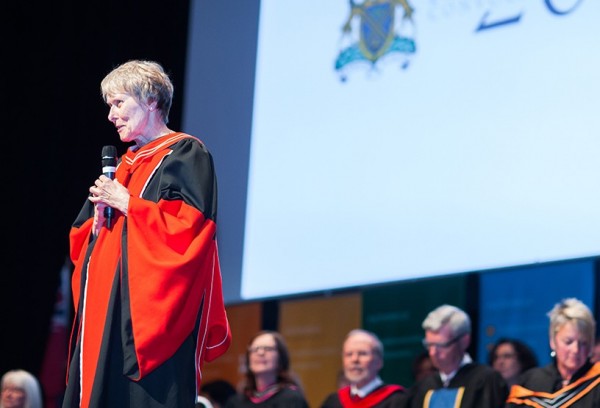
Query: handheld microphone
101,145,118,228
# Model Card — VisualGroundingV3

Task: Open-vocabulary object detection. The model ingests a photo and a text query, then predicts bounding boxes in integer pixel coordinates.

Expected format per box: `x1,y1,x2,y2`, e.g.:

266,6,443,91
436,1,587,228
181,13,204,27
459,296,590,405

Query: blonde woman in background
506,297,600,407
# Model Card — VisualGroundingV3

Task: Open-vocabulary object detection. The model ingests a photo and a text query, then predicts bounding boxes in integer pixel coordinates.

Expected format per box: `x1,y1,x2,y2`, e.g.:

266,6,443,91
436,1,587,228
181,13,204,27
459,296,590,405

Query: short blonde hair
547,297,596,353
100,59,174,124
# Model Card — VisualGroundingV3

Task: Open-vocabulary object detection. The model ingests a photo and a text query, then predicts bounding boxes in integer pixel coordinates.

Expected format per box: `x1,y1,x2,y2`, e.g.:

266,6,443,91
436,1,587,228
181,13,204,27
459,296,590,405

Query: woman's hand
88,175,130,233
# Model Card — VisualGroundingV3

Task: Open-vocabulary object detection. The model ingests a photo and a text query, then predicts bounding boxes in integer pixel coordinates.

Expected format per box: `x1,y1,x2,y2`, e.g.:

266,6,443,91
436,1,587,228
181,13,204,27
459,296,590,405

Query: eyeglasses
1,386,25,395
422,333,465,350
248,345,277,354
494,352,516,360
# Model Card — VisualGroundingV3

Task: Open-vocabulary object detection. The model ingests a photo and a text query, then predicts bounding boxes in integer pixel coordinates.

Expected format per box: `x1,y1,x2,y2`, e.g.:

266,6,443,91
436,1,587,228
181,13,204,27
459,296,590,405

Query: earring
550,350,556,358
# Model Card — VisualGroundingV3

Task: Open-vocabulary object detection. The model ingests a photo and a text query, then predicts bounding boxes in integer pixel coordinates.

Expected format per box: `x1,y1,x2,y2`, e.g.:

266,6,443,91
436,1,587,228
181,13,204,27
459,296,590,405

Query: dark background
4,0,191,378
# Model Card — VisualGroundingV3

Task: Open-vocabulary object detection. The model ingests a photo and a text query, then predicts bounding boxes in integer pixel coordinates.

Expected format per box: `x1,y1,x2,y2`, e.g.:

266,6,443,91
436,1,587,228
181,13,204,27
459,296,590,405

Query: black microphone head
101,145,118,167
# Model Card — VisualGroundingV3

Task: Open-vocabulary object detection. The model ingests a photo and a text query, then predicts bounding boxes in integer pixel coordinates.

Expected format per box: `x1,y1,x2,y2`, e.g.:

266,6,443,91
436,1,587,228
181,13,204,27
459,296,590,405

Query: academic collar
439,353,472,386
350,376,383,398
248,383,283,403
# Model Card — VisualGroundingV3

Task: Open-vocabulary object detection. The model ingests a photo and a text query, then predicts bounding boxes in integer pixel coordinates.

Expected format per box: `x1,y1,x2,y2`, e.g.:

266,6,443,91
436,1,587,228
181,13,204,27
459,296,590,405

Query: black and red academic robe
320,384,407,408
63,133,231,407
506,361,600,407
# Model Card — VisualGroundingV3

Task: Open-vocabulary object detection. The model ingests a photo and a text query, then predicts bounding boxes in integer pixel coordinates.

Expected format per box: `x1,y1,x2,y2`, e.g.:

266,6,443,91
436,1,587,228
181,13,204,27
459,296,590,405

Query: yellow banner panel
201,302,262,390
280,293,361,408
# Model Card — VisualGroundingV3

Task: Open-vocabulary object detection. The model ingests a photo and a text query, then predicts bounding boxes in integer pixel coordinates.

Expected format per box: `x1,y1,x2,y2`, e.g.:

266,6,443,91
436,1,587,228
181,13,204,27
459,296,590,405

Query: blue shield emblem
359,1,395,62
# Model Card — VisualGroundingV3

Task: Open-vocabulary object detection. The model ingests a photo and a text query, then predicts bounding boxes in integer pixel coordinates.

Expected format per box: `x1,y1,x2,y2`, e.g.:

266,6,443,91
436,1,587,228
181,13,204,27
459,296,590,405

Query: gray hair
345,329,384,359
0,369,43,408
100,59,174,124
422,304,471,337
547,297,595,352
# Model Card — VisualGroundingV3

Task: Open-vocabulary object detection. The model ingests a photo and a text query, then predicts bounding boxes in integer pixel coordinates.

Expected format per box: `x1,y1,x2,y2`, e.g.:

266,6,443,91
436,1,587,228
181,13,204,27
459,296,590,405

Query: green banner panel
362,274,470,388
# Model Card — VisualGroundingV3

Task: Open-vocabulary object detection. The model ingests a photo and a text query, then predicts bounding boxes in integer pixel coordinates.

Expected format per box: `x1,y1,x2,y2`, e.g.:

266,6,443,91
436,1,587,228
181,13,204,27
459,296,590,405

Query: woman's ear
147,99,157,112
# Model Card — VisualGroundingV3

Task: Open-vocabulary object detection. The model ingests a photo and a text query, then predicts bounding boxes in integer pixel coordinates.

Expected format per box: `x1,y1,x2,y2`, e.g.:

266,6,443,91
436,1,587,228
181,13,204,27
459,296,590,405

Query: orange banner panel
201,302,262,390
279,292,362,408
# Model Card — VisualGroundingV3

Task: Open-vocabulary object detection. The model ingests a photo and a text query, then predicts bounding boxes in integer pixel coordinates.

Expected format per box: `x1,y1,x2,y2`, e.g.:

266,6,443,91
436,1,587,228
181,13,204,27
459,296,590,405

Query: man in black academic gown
406,304,508,408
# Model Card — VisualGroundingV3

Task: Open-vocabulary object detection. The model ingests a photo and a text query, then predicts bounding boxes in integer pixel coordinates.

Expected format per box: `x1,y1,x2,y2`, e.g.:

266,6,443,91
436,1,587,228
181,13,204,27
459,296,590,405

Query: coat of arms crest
335,0,417,81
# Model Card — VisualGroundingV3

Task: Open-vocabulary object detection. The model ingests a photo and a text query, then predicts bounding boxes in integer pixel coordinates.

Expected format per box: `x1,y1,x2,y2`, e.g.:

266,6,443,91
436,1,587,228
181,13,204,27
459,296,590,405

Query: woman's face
106,92,153,144
1,381,26,408
551,321,591,377
492,343,521,383
248,333,279,376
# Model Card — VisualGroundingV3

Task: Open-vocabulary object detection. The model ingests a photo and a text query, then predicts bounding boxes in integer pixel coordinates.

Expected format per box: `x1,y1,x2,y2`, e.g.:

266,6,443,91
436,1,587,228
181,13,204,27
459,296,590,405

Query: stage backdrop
185,0,600,306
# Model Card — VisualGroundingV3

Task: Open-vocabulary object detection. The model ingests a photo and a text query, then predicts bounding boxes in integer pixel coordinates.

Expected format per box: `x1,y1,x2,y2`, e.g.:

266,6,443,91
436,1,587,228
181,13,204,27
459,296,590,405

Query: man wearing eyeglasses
320,329,408,407
406,304,508,408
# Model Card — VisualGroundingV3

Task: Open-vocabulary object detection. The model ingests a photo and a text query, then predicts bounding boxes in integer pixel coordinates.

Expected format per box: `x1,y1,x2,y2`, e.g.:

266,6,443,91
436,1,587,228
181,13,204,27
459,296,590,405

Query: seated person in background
411,350,438,383
0,369,43,408
406,304,508,408
320,329,407,408
224,330,308,408
487,338,538,387
506,297,600,407
199,379,237,408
